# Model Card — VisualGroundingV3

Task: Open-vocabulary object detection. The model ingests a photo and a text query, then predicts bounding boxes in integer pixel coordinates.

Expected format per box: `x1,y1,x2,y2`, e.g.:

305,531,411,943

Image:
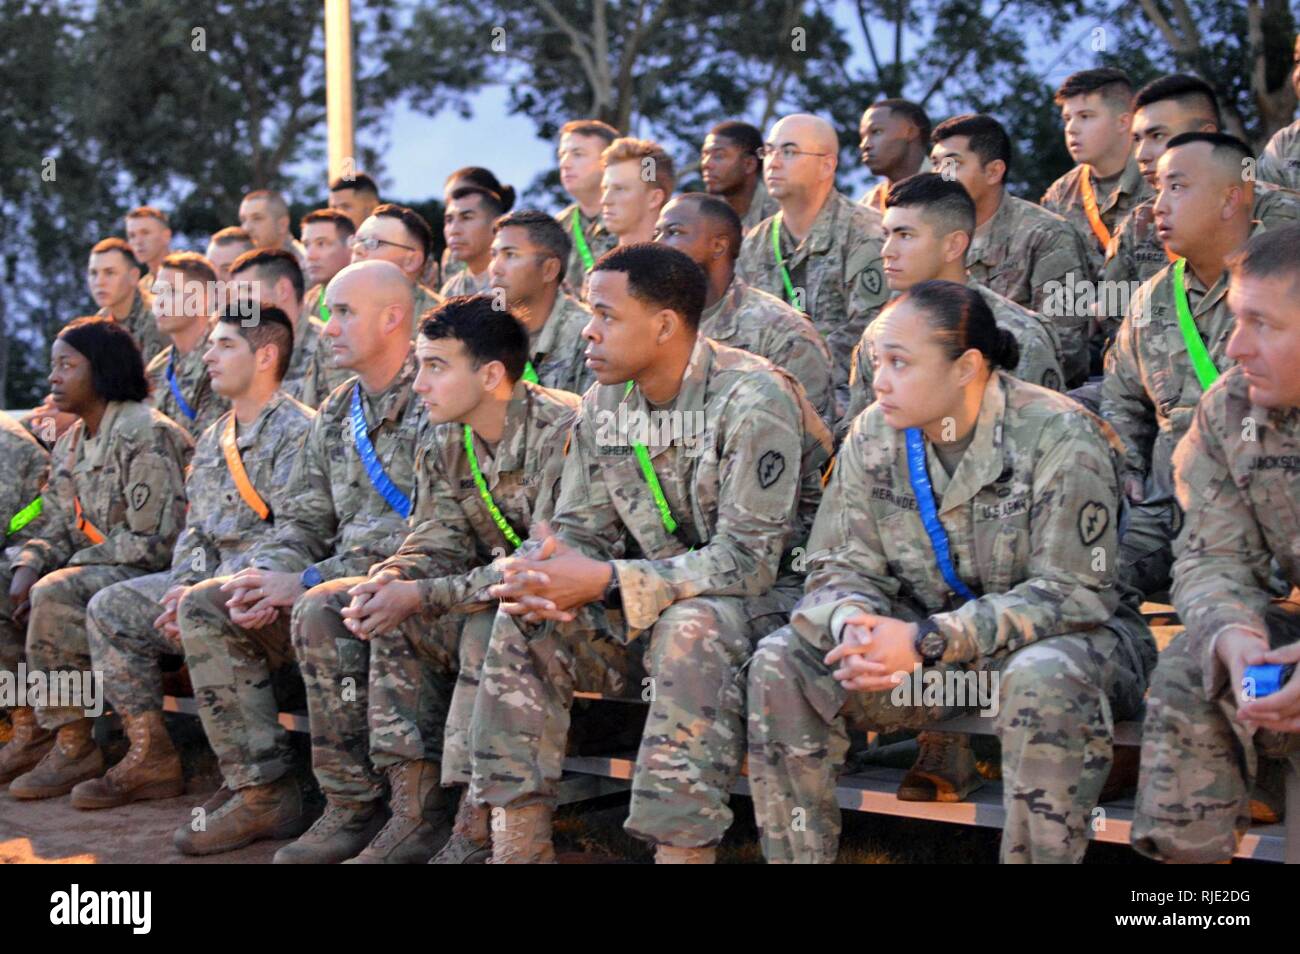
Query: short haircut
158,251,218,287
931,114,1012,174
450,184,510,220
210,226,255,249
371,203,434,265
707,120,764,157
445,167,517,213
90,237,143,272
329,172,379,197
559,119,619,146
590,242,707,329
1164,130,1253,173
1054,68,1133,110
242,189,290,217
126,206,170,227
217,303,295,382
301,207,357,241
601,137,676,195
229,247,305,302
675,193,744,259
1133,74,1221,128
56,316,150,402
1227,222,1300,292
885,172,977,237
419,295,529,384
869,98,932,143
492,209,572,284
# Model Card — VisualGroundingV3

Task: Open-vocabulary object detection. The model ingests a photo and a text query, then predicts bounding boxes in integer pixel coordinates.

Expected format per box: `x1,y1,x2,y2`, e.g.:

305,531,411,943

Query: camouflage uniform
747,372,1155,863
844,279,1065,436
1257,119,1300,191
740,179,780,233
0,412,50,675
439,267,491,300
556,204,617,299
367,381,579,788
1041,158,1151,277
858,158,934,213
14,402,192,730
965,193,1094,387
701,277,835,427
280,313,328,406
146,327,228,438
736,189,889,414
1099,255,1242,597
471,338,827,848
99,289,168,367
88,394,313,736
528,293,595,395
1132,366,1300,862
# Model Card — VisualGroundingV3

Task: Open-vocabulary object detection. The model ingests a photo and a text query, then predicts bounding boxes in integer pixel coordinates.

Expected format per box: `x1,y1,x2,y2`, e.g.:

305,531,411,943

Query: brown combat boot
347,760,454,864
70,711,184,809
173,774,309,856
491,803,556,864
655,844,717,864
0,706,54,785
896,731,983,802
272,797,386,864
9,718,103,799
430,795,492,864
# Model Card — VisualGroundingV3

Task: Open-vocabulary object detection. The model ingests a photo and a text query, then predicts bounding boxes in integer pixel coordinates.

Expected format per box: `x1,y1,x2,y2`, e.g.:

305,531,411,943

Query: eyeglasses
757,144,831,162
348,235,417,253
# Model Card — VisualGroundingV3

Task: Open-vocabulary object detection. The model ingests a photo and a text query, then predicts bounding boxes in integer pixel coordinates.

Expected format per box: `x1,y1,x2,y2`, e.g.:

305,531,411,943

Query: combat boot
430,795,491,864
173,774,309,856
347,760,454,864
9,718,103,799
896,731,983,802
70,711,184,809
272,797,386,864
655,844,717,864
491,802,556,864
0,706,54,784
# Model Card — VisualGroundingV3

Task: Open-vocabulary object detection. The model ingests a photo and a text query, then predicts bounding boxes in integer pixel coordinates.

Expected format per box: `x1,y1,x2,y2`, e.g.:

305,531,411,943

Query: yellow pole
324,0,355,183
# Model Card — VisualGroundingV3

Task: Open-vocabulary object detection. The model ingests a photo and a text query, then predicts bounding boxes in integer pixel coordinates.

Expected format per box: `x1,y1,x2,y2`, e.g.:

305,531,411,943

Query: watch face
920,630,946,661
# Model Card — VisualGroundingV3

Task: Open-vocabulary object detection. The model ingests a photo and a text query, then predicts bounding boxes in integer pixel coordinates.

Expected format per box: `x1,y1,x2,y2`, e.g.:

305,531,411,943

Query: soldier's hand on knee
342,578,420,639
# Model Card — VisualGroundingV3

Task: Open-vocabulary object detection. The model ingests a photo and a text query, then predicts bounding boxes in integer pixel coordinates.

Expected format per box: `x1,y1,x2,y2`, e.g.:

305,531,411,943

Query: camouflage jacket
99,290,168,367
1041,157,1151,275
1258,118,1300,191
146,326,229,439
740,179,780,233
556,203,617,299
439,266,491,299
529,292,595,395
0,411,50,555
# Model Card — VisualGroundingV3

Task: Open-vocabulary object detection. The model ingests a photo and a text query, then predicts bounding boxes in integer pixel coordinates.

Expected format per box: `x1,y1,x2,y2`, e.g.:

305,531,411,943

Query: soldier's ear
983,159,1007,187
655,307,680,344
943,229,969,265
541,254,562,286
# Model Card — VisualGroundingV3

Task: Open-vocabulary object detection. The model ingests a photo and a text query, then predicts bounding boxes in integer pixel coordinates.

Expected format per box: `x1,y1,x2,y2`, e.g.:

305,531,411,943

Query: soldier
1042,69,1150,279
348,203,442,320
1131,226,1300,863
555,120,619,297
87,237,167,366
337,298,579,864
228,248,326,405
146,252,228,438
188,260,424,861
735,113,889,417
654,192,834,425
1256,35,1300,191
1100,132,1257,600
239,189,308,270
486,209,594,394
857,99,932,212
125,206,173,294
205,226,255,290
845,173,1065,435
300,208,356,324
701,120,779,232
600,137,675,247
439,168,516,290
440,185,510,298
931,114,1094,387
1,318,192,797
471,243,826,864
72,306,313,811
747,280,1154,864
328,172,381,230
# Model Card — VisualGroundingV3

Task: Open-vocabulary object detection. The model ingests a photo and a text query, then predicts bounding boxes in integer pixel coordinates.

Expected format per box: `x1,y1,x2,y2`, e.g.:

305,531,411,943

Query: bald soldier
1041,69,1150,279
87,237,167,366
555,120,620,298
600,137,675,247
228,248,327,405
736,113,889,416
701,120,779,232
930,114,1093,387
654,192,835,425
857,98,933,212
1131,226,1300,862
146,252,228,437
845,174,1065,435
239,189,308,271
486,209,595,394
1255,35,1300,191
1101,133,1257,600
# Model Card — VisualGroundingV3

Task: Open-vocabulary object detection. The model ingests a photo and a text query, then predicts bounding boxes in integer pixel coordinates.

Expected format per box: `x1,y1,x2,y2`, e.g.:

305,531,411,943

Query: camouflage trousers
470,595,789,847
1131,599,1300,863
369,607,492,788
0,563,20,676
86,571,177,716
747,611,1151,864
177,576,299,790
26,564,145,730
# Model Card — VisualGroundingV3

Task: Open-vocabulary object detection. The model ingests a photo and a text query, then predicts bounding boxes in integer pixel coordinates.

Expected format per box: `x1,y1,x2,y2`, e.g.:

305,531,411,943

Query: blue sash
350,383,411,519
904,427,976,601
166,354,197,421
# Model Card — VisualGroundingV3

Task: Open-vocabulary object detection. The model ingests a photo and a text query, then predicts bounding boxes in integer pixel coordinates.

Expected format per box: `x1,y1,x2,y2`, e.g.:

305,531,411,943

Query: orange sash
219,415,271,521
73,496,105,544
1079,167,1112,248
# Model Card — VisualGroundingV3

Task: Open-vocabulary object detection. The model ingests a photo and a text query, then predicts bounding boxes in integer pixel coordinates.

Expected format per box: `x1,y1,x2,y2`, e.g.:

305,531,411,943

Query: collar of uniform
1112,156,1149,208
358,350,417,427
928,371,1008,514
627,335,714,458
489,378,534,481
74,400,127,471
531,291,577,358
699,277,746,341
172,323,213,368
968,191,1013,266
236,391,288,450
783,189,848,262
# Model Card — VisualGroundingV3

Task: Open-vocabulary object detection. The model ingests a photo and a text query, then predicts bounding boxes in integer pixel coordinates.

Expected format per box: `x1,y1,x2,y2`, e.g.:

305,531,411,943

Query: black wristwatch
602,563,623,611
913,618,947,665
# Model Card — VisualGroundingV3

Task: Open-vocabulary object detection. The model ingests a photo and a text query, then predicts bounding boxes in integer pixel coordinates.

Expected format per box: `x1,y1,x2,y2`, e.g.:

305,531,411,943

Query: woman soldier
746,280,1155,864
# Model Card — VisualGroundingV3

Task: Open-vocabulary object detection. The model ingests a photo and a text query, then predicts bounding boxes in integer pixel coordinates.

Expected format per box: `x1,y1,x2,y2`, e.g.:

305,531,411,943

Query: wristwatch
913,618,947,665
602,563,623,611
300,566,324,590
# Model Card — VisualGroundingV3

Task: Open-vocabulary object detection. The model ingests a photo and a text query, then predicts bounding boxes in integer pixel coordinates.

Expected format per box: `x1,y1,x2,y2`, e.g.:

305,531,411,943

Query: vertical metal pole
324,0,355,183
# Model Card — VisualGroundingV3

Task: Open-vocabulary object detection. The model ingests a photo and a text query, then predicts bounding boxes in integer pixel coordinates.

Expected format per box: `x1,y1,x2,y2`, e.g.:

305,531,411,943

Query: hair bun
499,184,517,212
995,327,1020,370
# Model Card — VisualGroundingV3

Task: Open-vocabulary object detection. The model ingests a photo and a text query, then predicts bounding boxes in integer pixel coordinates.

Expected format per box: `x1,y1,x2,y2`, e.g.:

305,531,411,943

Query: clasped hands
824,612,923,693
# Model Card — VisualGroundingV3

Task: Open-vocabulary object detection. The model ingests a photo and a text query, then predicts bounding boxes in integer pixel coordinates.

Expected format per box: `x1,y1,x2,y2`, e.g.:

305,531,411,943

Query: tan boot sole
71,775,186,810
897,770,984,803
9,755,104,800
0,738,56,786
174,811,310,857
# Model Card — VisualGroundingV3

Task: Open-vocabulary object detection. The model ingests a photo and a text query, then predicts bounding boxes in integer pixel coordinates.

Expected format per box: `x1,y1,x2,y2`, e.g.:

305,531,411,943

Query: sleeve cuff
609,560,675,632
